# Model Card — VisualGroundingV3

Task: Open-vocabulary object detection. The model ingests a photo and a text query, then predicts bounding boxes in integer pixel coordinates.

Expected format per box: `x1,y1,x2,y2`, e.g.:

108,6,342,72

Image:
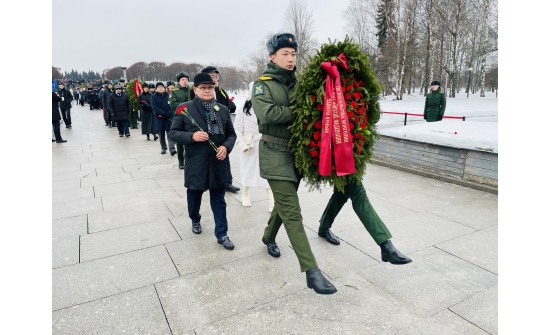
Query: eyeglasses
208,73,219,80
197,86,215,91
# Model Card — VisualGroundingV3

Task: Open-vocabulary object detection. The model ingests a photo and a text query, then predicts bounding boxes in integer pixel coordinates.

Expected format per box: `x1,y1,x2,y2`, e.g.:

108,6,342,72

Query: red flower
311,95,316,102
314,121,321,129
353,92,361,100
317,104,324,111
350,101,358,109
358,107,366,115
310,150,319,157
313,131,321,140
353,81,360,88
344,93,351,100
346,85,353,92
359,81,365,86
347,111,354,118
343,78,348,85
308,141,316,147
360,119,367,128
354,116,359,124
354,132,361,139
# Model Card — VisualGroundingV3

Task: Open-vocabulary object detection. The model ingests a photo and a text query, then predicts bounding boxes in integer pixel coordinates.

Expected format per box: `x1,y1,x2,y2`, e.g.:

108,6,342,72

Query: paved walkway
52,102,498,335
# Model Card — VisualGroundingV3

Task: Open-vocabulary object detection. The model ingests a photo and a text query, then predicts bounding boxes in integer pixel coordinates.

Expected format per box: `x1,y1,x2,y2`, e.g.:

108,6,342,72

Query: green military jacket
424,88,446,122
168,84,191,111
251,61,298,182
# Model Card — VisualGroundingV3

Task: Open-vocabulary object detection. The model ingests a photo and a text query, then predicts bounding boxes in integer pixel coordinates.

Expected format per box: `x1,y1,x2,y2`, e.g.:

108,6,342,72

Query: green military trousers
319,182,392,245
177,143,185,165
129,110,139,128
263,179,318,272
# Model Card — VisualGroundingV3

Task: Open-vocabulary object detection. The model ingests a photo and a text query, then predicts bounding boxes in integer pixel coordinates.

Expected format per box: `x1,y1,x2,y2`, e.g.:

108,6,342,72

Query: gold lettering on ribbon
324,96,332,135
335,85,349,143
332,96,342,145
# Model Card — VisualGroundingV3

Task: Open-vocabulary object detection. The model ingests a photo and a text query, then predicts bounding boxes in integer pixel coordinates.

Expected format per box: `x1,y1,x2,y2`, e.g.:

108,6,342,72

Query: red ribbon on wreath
318,53,356,177
134,79,143,98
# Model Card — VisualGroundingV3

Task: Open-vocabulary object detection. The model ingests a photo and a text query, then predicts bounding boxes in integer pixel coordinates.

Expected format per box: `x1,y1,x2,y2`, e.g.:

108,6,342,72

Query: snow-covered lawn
230,89,498,153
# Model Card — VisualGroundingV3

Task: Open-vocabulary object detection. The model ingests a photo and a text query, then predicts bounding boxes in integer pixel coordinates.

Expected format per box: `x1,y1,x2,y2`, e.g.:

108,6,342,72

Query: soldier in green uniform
251,33,337,295
424,80,446,122
169,72,192,169
316,183,412,264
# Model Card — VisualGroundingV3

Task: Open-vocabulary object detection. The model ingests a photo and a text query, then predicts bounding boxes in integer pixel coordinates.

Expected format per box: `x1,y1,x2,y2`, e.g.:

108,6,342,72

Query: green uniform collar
263,61,297,86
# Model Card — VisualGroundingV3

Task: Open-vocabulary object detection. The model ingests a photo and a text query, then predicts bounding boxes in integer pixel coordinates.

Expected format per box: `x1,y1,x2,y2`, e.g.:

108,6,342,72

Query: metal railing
381,111,466,126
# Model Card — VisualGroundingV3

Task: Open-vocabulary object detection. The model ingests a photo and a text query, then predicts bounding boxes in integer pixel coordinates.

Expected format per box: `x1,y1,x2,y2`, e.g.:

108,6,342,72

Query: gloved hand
423,113,427,120
437,115,443,121
228,101,237,113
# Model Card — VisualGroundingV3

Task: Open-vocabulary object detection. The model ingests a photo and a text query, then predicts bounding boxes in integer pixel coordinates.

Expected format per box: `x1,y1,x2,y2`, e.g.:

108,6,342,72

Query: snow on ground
227,89,498,153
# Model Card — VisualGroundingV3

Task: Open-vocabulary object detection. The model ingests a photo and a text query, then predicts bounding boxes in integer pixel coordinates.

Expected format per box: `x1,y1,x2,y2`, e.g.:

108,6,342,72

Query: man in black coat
101,83,114,127
57,83,73,128
138,84,158,140
169,73,237,250
107,84,132,137
190,66,240,194
52,92,67,143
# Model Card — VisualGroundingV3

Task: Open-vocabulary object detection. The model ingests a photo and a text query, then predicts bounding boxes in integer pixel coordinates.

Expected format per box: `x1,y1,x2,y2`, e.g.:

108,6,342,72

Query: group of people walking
52,33,416,295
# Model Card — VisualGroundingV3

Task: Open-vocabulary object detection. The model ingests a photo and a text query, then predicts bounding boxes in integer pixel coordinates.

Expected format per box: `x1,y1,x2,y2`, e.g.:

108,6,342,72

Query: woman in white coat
234,83,274,212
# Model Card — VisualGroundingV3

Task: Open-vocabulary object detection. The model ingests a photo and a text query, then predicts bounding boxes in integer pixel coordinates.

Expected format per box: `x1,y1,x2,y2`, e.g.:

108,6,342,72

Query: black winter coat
52,92,62,121
57,89,73,109
150,92,173,132
102,88,112,108
107,93,131,121
168,99,236,191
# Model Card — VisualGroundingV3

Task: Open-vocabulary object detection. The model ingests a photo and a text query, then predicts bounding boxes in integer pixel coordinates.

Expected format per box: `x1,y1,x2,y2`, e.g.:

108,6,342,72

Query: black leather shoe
170,149,177,156
56,140,67,143
125,133,130,137
105,123,109,126
161,149,167,154
225,184,240,193
154,135,158,141
262,237,280,258
380,240,412,264
318,227,340,245
217,236,235,250
119,134,124,137
179,163,185,170
306,268,337,295
192,222,202,234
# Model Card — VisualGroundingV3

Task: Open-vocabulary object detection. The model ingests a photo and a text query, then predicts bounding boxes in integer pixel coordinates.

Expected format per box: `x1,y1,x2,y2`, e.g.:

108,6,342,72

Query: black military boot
306,268,337,295
318,227,340,245
380,240,412,264
261,237,280,258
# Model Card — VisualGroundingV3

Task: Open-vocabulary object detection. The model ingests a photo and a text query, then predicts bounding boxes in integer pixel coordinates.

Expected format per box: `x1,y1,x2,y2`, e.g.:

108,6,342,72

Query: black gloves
228,101,237,114
437,115,443,121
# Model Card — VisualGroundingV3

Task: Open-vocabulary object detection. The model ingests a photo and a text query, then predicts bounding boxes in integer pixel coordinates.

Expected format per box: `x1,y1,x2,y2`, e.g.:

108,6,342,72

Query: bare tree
479,0,490,97
52,66,63,80
283,0,317,73
342,0,378,54
127,62,148,81
148,62,166,81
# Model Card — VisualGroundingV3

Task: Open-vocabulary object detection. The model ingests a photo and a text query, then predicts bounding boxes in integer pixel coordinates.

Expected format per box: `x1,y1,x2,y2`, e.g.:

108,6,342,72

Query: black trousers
52,120,62,141
187,188,228,239
61,108,71,126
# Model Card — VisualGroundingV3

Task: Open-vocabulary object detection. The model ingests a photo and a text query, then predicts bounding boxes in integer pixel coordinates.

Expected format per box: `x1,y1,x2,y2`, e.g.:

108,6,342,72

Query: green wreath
124,79,146,111
289,37,383,192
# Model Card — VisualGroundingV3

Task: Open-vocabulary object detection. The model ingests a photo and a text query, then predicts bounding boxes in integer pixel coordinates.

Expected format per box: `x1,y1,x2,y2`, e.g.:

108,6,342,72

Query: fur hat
201,66,219,74
266,33,298,55
176,72,190,82
114,84,122,90
155,82,165,89
431,80,441,86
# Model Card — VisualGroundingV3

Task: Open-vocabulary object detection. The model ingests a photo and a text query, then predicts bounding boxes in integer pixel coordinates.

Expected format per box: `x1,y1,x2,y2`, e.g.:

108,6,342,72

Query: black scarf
195,95,224,135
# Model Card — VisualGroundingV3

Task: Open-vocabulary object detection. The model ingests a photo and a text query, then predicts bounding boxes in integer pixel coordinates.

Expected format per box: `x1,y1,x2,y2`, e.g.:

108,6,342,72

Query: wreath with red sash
289,37,382,192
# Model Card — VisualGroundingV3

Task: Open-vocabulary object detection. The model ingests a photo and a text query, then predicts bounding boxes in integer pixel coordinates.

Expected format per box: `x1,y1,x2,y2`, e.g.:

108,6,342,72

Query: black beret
155,82,165,88
176,72,190,81
266,33,298,55
193,73,215,86
201,66,219,74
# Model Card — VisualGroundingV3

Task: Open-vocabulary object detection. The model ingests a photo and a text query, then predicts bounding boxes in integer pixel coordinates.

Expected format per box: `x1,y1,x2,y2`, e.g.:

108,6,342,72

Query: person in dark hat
169,71,192,169
138,83,158,140
57,82,73,128
166,81,175,94
191,66,240,193
52,91,67,143
168,72,237,250
102,83,114,127
107,84,132,137
150,82,176,154
424,80,446,122
251,32,336,295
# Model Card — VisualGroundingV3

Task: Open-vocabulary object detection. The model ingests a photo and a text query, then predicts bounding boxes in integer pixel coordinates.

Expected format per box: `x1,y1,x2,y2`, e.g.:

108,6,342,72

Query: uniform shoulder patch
254,83,265,96
172,87,179,91
258,76,272,81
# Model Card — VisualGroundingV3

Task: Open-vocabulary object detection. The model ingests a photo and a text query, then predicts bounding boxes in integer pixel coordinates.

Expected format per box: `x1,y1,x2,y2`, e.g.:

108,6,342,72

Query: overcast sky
52,0,350,73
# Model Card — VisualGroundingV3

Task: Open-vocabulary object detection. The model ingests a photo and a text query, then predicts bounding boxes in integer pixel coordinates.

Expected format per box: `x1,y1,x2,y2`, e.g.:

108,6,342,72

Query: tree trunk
479,0,490,97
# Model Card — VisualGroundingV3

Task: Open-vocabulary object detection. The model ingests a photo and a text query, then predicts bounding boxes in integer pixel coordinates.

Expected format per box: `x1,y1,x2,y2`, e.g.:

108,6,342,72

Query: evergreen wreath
289,37,383,192
124,79,145,111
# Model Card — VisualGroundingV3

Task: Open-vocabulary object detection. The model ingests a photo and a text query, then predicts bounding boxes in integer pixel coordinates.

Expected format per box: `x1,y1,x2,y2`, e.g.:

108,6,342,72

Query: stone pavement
52,103,498,335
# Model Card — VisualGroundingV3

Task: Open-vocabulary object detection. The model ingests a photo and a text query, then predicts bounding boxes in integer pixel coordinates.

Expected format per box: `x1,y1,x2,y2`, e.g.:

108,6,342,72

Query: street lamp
466,67,472,98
